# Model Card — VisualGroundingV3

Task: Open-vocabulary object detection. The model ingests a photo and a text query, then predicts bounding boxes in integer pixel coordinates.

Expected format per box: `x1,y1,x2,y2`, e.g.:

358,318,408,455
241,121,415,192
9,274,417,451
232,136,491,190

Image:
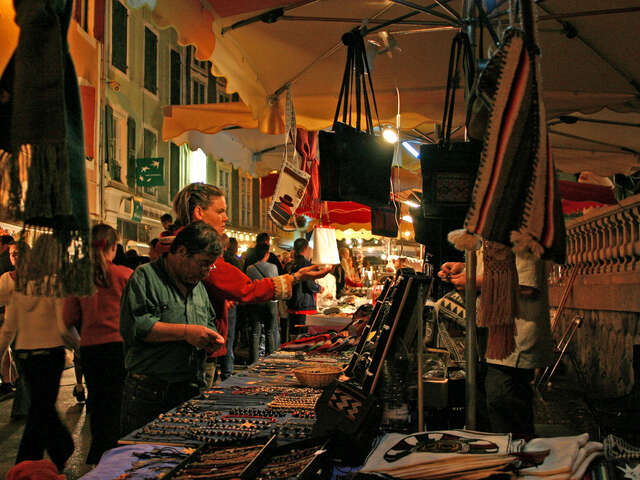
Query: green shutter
144,27,157,94
252,178,260,229
207,73,216,103
170,50,181,105
231,168,240,225
206,154,217,186
104,104,113,166
126,117,136,188
112,1,127,72
170,142,181,202
185,46,191,104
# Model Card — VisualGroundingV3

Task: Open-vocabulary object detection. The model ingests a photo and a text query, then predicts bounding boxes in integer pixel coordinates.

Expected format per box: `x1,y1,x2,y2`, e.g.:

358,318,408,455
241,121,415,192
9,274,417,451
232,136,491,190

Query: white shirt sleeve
515,255,539,289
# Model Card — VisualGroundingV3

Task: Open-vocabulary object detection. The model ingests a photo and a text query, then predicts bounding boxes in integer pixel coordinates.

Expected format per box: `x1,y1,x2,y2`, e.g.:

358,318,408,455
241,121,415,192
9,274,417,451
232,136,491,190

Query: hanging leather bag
319,29,394,208
419,32,481,224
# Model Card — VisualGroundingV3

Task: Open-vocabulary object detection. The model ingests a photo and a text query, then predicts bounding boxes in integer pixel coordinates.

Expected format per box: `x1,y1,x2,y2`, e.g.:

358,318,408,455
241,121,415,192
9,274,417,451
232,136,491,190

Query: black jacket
286,256,320,312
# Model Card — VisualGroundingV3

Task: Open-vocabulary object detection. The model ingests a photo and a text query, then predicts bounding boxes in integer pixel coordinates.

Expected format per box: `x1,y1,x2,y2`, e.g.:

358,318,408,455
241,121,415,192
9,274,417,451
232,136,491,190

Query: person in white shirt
0,234,79,472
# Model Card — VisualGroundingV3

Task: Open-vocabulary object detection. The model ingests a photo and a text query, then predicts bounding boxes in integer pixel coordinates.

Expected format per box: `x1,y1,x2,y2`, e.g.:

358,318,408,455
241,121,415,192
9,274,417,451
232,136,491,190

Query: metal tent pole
463,0,478,431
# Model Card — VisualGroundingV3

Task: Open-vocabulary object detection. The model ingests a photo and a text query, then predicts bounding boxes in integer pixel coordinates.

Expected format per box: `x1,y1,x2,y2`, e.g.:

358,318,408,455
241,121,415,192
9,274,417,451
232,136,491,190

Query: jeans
120,372,200,436
485,363,535,435
247,303,276,364
220,304,237,380
15,347,74,470
81,342,126,464
269,302,280,350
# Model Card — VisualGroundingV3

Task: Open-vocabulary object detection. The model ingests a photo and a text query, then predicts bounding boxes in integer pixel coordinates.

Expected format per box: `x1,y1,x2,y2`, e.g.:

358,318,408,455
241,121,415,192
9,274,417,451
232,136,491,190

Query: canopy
157,0,640,175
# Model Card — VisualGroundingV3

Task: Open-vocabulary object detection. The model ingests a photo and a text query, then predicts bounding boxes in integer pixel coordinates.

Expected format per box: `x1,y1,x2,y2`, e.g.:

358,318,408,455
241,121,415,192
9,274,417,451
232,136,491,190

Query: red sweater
204,256,275,357
63,263,133,347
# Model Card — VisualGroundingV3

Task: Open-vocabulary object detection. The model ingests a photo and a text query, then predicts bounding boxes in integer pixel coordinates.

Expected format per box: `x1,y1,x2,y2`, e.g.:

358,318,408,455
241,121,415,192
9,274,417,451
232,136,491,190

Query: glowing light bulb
383,128,399,144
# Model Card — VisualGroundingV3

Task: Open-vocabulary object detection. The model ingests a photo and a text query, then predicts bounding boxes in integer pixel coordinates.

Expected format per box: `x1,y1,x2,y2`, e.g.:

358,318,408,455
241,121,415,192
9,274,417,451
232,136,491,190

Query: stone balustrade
549,193,640,312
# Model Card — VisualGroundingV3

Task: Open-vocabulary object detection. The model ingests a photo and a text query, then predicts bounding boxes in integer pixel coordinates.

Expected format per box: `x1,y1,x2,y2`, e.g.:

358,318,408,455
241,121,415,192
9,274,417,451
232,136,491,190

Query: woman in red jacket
171,183,330,360
63,224,133,464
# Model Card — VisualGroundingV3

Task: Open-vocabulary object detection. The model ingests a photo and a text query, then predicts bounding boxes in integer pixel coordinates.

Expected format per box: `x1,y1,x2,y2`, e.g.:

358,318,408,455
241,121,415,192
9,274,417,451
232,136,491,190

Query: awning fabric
162,103,258,141
126,0,215,60
260,172,279,198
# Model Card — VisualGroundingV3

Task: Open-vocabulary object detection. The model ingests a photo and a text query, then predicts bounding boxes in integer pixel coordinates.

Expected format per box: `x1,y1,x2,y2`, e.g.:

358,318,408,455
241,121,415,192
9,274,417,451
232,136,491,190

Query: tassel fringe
479,240,519,360
485,324,517,359
448,229,482,251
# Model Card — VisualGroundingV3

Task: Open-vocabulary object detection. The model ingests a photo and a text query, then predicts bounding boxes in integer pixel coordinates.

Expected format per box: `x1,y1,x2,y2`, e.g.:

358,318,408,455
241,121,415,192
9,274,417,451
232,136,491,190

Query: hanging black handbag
371,203,399,237
319,29,394,208
420,32,481,222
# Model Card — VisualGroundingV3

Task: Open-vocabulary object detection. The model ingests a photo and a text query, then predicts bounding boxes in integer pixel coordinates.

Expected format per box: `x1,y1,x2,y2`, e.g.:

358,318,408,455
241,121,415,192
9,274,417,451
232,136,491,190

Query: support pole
464,250,477,429
463,0,478,432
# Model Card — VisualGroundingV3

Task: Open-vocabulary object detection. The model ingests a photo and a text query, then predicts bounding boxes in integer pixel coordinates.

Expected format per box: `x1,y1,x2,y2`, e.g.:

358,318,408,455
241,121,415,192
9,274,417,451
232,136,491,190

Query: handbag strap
441,32,475,144
332,29,381,134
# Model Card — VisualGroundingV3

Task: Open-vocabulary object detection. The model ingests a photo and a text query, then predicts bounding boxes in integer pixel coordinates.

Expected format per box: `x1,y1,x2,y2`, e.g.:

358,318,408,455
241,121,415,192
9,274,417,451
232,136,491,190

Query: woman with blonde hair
169,183,330,364
63,224,133,464
0,234,76,471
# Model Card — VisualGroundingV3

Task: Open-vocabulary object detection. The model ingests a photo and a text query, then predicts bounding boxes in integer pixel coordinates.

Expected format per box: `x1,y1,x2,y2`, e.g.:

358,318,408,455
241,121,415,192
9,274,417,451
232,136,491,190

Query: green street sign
136,157,164,186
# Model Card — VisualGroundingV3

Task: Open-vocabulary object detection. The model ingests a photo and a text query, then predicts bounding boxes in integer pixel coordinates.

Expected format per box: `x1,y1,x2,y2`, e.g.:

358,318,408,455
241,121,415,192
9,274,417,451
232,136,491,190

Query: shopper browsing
119,222,225,435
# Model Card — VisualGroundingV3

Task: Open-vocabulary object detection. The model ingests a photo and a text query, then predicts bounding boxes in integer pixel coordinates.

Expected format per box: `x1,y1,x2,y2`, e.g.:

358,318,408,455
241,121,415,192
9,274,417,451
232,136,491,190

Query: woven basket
293,365,344,387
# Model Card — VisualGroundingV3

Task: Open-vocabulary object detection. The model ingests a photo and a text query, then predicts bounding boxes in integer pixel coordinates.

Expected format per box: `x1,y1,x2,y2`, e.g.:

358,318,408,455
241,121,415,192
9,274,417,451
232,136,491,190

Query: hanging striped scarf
0,0,92,297
450,26,565,359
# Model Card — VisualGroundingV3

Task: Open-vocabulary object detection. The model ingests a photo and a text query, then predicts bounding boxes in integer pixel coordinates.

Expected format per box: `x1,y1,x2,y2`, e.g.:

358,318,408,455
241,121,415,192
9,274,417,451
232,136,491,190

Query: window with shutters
260,196,274,232
187,46,208,105
111,0,128,74
143,128,158,197
240,174,253,227
144,26,158,95
105,105,125,183
170,50,181,105
217,162,232,198
126,118,136,188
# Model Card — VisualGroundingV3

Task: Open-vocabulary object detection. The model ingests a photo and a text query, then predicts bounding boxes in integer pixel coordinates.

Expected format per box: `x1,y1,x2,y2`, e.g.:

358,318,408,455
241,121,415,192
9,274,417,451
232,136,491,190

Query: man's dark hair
0,235,14,245
160,213,173,223
149,238,159,248
226,237,238,252
256,232,270,245
293,237,308,256
170,221,222,259
255,243,270,260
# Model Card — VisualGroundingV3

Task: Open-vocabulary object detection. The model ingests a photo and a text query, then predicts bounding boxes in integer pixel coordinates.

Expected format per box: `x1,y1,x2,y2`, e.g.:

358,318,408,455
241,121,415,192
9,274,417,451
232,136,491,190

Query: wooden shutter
170,50,181,105
104,104,113,165
111,1,127,73
144,27,157,94
126,117,136,188
170,142,180,202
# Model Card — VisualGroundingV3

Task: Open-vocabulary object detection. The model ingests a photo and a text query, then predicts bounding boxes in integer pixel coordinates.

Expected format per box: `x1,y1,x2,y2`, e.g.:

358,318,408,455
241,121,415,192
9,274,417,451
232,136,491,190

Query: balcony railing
563,193,640,275
549,193,640,312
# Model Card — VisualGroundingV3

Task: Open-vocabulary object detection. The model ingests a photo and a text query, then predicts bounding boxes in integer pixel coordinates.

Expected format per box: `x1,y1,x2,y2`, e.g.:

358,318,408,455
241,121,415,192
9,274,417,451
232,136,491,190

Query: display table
305,313,352,334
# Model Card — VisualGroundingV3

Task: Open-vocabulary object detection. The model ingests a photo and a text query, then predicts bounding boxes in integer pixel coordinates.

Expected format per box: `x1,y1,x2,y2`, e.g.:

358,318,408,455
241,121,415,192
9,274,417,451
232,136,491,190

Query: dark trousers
247,303,276,364
220,304,237,380
120,373,200,436
16,347,74,470
11,356,30,418
485,363,535,435
81,342,126,464
288,312,307,337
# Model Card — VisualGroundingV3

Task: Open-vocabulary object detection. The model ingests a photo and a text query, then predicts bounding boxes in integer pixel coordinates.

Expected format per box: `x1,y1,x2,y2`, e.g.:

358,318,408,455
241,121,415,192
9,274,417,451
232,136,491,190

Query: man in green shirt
120,221,225,435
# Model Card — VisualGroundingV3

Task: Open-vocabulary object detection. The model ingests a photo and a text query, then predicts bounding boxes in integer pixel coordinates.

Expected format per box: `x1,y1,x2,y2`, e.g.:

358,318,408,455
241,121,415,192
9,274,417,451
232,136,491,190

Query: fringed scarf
0,0,92,297
450,23,565,358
